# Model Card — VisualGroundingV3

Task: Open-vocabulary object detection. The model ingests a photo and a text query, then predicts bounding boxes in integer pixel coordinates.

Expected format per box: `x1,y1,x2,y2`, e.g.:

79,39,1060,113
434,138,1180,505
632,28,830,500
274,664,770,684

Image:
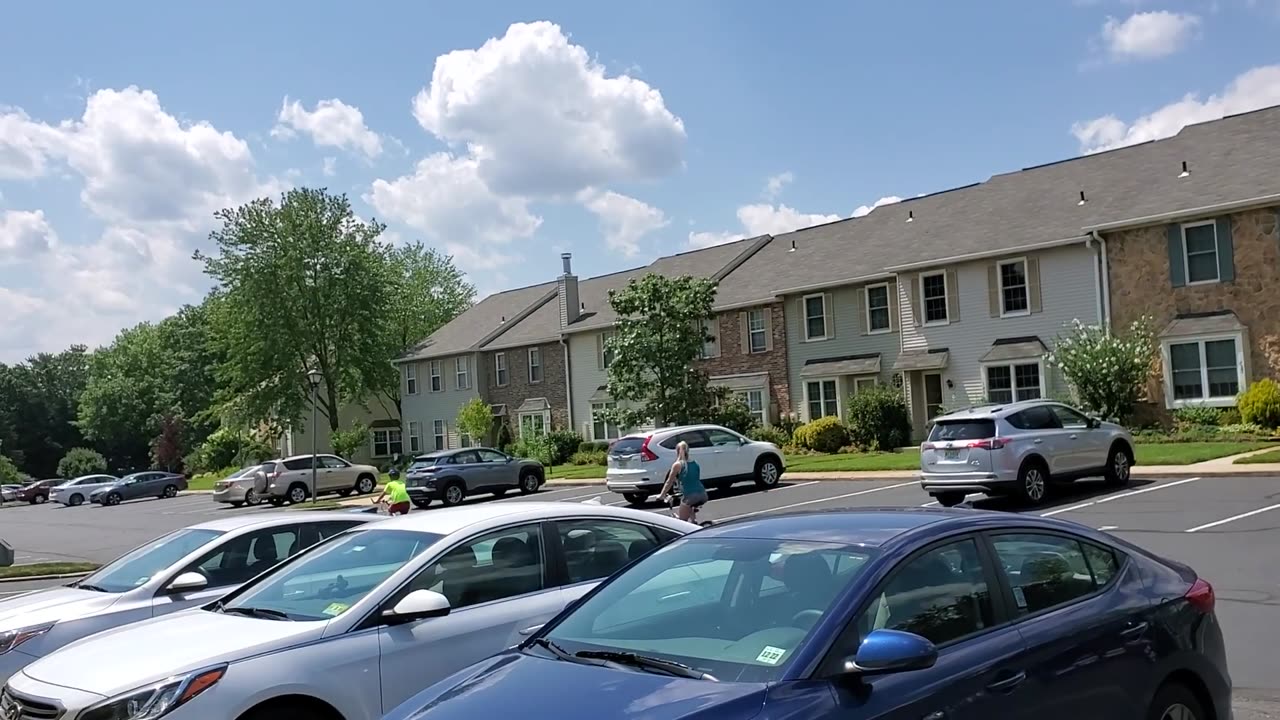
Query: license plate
943,449,960,461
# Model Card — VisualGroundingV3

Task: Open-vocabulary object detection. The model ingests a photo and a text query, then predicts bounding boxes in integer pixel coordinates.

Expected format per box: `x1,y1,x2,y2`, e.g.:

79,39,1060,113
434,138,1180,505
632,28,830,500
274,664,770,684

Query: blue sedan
385,508,1229,720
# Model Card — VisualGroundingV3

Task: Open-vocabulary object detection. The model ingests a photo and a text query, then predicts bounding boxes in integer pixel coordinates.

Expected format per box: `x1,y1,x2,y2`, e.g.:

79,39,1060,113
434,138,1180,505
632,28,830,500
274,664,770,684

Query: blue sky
2,0,1279,361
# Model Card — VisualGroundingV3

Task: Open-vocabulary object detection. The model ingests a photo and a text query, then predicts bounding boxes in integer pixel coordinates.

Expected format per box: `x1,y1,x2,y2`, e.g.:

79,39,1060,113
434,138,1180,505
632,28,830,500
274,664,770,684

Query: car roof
413,447,499,459
185,511,379,533
932,398,1072,421
621,424,731,439
368,501,695,536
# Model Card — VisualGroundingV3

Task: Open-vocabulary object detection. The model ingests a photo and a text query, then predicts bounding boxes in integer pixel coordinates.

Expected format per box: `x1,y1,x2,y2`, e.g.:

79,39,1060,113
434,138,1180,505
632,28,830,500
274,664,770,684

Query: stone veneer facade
483,341,570,434
696,302,791,423
1106,207,1280,424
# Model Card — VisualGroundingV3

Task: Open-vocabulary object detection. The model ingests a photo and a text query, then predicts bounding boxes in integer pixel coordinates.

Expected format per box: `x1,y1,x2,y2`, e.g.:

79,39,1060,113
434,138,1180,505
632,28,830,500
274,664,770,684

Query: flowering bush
1046,317,1156,422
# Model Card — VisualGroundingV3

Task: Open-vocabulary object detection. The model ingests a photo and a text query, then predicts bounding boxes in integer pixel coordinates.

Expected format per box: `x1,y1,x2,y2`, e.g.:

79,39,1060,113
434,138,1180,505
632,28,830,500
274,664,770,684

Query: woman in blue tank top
659,440,708,522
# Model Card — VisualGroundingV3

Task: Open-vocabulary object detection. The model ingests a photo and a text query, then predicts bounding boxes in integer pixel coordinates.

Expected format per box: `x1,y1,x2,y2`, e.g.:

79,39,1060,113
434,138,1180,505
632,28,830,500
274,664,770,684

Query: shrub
1173,405,1223,431
578,440,610,453
330,423,369,460
0,454,20,485
57,447,107,478
713,399,759,436
510,435,557,466
845,386,912,451
495,422,514,453
569,449,607,466
1047,316,1157,422
749,426,790,447
792,417,850,453
544,429,584,465
186,428,275,473
776,413,803,440
1218,407,1242,426
1238,379,1280,429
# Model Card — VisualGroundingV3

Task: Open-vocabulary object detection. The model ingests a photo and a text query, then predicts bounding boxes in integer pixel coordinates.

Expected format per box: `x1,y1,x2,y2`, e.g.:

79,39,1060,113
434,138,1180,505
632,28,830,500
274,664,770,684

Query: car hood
388,651,767,720
0,587,120,628
21,609,322,697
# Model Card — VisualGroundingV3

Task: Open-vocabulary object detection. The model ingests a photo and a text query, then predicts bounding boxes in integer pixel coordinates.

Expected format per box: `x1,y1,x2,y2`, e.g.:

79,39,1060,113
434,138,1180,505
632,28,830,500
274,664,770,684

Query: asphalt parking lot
3,475,1279,717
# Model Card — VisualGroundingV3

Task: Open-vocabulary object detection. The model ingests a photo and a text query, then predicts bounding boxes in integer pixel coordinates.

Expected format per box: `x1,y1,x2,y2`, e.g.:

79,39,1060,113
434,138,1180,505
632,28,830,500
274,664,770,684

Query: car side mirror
166,571,208,594
382,589,451,625
1086,416,1101,429
841,629,937,677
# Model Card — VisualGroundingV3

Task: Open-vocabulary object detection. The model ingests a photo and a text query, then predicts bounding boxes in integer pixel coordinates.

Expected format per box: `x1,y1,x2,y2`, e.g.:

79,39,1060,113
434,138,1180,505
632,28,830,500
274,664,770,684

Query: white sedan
2,503,699,720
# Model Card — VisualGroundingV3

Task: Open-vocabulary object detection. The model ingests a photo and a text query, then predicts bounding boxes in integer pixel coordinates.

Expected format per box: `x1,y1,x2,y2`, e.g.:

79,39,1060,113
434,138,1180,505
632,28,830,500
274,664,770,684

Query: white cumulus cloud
1101,11,1200,60
0,210,58,262
1072,65,1280,152
689,202,842,249
273,97,383,158
578,189,669,256
764,172,793,200
852,195,903,218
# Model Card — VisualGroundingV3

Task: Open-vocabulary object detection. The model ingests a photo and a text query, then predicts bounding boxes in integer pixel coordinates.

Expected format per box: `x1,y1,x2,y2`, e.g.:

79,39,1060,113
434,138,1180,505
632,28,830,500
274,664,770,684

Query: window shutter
1216,217,1235,283
987,264,1000,317
945,269,960,322
909,274,922,326
739,312,750,355
888,280,899,332
1167,224,1186,287
855,287,867,335
824,293,836,338
596,333,604,370
764,307,774,351
1028,256,1043,313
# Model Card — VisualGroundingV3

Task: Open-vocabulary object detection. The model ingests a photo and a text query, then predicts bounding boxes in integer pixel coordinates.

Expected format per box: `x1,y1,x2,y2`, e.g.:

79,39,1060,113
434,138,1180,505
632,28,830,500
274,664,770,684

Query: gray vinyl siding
399,352,484,450
896,243,1099,414
785,283,903,418
568,332,606,437
283,397,397,466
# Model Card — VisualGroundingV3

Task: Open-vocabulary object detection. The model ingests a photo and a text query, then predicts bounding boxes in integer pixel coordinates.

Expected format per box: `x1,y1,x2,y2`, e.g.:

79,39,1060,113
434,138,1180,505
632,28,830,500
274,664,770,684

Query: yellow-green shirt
385,480,410,504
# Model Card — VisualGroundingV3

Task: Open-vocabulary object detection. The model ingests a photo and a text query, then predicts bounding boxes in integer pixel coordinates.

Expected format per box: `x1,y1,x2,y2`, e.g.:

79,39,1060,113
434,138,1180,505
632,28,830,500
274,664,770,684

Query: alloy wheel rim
1026,469,1045,500
1161,703,1195,720
1115,453,1130,480
447,486,463,503
523,475,537,491
290,488,306,503
762,463,779,485
165,486,176,497
245,490,258,505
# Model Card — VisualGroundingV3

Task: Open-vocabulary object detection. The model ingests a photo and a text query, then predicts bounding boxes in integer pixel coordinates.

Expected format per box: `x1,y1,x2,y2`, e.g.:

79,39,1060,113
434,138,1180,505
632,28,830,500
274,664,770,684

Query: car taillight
640,436,659,462
1185,578,1215,613
921,438,1006,450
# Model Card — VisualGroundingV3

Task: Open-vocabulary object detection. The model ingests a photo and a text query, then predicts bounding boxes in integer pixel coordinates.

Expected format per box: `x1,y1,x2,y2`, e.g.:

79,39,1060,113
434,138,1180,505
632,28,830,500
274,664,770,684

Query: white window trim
919,270,950,327
802,293,829,342
432,419,445,451
981,358,1047,404
734,388,768,427
1181,220,1221,287
518,410,551,438
428,361,442,393
408,421,421,454
370,428,403,458
454,356,470,390
747,309,768,353
865,282,892,334
853,375,878,394
1160,332,1246,409
590,401,621,441
528,348,543,384
494,353,508,387
405,364,419,396
997,257,1031,318
803,378,841,421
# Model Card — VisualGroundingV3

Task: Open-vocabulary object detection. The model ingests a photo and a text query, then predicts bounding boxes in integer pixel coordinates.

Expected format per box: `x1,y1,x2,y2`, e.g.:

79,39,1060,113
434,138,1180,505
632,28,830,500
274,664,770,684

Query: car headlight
80,665,226,720
0,623,53,655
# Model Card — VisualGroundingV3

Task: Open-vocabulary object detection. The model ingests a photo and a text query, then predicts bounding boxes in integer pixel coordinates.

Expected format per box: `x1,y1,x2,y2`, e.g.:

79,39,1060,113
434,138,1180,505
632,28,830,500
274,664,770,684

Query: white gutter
1090,231,1113,332
884,236,1088,273
713,298,777,312
773,273,896,297
1082,192,1280,233
561,336,573,429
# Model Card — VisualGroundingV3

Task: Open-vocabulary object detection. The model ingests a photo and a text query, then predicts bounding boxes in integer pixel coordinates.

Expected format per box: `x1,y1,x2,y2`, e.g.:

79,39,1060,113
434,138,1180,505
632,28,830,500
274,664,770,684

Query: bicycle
664,488,713,528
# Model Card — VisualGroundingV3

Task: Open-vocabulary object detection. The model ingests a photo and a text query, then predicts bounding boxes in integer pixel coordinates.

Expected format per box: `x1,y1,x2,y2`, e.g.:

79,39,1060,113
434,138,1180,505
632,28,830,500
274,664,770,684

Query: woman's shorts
388,501,411,515
681,491,709,508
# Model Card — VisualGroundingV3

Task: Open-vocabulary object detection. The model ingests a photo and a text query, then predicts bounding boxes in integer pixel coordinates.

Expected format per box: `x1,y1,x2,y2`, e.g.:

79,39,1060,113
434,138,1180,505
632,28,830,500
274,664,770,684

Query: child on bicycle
373,468,411,516
659,440,707,523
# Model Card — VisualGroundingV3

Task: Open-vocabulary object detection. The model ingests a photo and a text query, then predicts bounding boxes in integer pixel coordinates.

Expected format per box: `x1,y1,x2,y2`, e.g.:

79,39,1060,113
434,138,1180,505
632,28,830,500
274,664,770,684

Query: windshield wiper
574,650,717,681
72,582,110,592
219,606,292,621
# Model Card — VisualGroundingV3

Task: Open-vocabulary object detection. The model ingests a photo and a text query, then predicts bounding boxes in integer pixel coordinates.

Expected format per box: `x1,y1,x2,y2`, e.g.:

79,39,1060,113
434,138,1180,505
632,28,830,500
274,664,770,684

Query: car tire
754,456,782,489
244,489,261,506
161,485,178,499
518,470,541,495
1016,460,1050,506
104,492,122,507
934,492,967,507
355,475,377,495
623,492,649,506
287,484,309,504
69,493,84,507
412,499,432,509
1145,682,1205,720
1105,443,1134,487
441,482,466,507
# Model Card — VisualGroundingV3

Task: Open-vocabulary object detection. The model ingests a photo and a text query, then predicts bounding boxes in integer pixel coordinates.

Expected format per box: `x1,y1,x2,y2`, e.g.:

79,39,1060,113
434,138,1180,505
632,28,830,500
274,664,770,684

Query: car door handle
1033,439,1043,444
986,670,1027,693
1120,621,1149,639
518,624,544,636
1069,434,1078,440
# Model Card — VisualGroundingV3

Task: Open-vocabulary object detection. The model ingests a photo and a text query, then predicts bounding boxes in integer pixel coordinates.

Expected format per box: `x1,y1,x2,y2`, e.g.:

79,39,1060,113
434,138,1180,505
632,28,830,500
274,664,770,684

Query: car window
75,528,224,593
259,462,278,474
661,430,711,450
322,456,350,469
404,523,546,609
1009,406,1062,431
546,537,874,683
183,526,305,589
1048,405,1090,429
315,521,363,541
557,519,661,585
928,420,996,442
477,449,506,463
706,429,741,447
408,457,441,470
852,538,995,649
610,437,648,455
451,450,481,465
990,534,1114,615
283,458,314,471
221,528,443,620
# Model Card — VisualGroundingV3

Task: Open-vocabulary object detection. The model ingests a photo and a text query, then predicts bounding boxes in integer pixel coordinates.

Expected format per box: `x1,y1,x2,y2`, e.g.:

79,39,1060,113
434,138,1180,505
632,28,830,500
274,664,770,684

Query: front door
376,522,567,713
923,372,945,421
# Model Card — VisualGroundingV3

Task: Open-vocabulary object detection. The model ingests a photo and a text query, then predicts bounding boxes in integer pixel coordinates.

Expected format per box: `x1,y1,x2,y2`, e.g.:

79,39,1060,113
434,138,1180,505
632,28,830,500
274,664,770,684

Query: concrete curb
0,571,92,584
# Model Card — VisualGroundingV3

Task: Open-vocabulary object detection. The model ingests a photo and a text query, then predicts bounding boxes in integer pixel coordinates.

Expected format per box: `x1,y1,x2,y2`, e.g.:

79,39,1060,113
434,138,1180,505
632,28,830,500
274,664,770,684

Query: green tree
0,347,91,477
1047,317,1157,422
198,188,394,434
0,453,20,485
330,422,369,460
57,447,107,478
602,274,725,428
456,398,494,447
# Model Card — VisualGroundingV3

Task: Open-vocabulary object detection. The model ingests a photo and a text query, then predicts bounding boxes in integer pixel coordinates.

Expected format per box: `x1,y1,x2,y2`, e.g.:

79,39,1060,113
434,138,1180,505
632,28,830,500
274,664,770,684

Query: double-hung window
921,271,948,324
1182,222,1221,285
803,294,828,341
528,348,543,383
405,364,418,395
494,353,508,387
591,402,621,441
805,380,839,420
866,283,891,332
985,362,1043,403
1166,337,1243,406
372,428,403,457
747,310,768,353
432,420,445,450
428,361,442,392
998,259,1029,316
454,357,470,390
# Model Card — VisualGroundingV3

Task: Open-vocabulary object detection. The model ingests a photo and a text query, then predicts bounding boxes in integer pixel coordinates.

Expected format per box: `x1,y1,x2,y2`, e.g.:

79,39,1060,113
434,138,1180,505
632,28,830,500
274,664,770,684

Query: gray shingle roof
398,281,556,361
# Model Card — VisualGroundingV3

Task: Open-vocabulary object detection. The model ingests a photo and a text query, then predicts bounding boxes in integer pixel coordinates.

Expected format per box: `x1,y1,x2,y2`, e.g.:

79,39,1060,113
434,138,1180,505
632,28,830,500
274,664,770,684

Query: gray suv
919,399,1136,507
404,448,545,507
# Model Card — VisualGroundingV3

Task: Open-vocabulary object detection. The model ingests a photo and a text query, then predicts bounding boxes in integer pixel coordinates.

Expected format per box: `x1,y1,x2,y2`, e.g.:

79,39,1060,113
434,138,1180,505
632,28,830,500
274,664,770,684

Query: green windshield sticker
756,646,786,665
322,602,350,617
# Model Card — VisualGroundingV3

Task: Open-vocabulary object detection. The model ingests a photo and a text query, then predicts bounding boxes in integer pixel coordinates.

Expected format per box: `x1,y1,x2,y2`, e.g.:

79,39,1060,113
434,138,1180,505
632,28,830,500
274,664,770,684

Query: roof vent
1179,161,1190,178
1077,190,1087,206
789,239,796,252
500,315,505,324
906,210,914,223
580,302,585,311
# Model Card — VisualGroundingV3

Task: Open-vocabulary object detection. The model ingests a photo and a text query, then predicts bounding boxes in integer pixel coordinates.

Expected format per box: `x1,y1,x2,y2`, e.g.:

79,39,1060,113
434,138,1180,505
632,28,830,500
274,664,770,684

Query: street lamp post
308,369,322,505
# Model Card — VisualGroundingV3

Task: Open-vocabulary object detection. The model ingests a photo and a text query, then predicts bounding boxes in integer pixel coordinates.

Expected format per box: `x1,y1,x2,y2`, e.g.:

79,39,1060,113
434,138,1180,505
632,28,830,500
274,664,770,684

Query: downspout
561,337,573,431
1090,230,1112,332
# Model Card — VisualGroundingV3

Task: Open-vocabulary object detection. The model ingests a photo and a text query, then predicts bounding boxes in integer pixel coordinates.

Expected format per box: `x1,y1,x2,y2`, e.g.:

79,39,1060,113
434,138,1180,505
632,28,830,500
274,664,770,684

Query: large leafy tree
198,188,394,433
0,346,91,477
603,274,725,428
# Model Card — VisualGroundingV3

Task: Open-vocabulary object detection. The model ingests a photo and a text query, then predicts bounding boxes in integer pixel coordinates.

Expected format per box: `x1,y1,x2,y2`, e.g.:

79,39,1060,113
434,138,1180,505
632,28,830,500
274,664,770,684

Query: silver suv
265,454,380,505
919,399,1135,507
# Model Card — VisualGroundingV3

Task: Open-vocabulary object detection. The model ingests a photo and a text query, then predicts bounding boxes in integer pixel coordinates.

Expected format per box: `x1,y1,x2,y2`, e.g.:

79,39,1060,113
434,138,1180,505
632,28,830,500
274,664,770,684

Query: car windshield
542,537,875,683
77,528,224,593
407,457,441,471
219,528,443,621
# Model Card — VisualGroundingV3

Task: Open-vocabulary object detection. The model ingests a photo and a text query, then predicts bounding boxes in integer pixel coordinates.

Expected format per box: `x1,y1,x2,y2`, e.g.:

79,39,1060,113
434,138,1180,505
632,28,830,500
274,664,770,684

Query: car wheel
754,457,782,489
355,475,377,495
1105,444,1133,487
288,485,309,504
33,495,46,504
1145,682,1204,720
244,489,261,506
518,471,541,495
69,493,84,507
412,499,432,509
623,492,649,506
934,492,967,507
105,493,121,507
442,482,466,507
162,485,178,499
1016,461,1050,506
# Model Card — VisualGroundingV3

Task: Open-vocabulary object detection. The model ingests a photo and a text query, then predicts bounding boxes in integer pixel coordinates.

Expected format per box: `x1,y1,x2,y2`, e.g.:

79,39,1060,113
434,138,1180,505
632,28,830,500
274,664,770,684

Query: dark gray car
92,471,188,506
404,448,545,508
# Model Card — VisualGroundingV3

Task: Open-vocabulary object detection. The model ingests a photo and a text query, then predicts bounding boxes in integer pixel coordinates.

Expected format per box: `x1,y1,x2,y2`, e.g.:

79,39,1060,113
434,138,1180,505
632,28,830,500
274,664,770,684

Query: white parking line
560,491,612,502
1185,503,1280,533
717,482,916,522
920,493,982,508
529,486,601,498
1039,477,1202,517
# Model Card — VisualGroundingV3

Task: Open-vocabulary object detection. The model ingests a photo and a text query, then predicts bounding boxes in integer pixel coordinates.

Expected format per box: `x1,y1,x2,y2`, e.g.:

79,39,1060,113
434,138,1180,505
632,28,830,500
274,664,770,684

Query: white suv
605,424,785,505
919,399,1136,507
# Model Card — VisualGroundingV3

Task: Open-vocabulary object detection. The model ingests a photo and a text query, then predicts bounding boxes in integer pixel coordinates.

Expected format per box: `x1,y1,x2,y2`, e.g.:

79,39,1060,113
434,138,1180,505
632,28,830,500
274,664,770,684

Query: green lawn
546,464,612,480
1135,442,1270,465
787,450,922,472
0,562,100,579
1233,446,1280,464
